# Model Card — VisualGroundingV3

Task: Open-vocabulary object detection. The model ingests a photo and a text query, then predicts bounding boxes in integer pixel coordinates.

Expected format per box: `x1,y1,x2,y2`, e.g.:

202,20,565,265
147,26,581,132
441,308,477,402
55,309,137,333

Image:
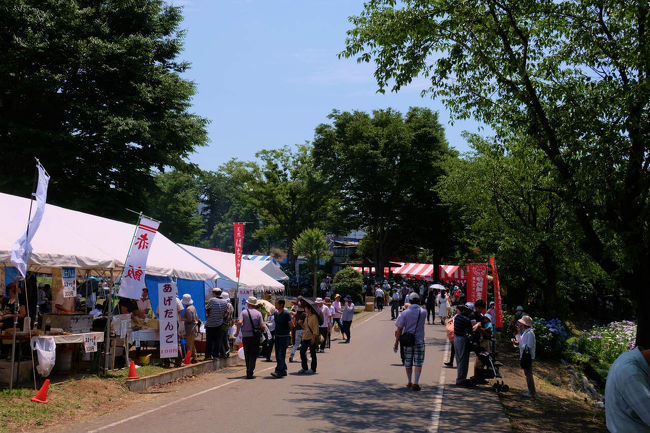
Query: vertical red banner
490,257,503,328
233,223,244,278
465,263,487,304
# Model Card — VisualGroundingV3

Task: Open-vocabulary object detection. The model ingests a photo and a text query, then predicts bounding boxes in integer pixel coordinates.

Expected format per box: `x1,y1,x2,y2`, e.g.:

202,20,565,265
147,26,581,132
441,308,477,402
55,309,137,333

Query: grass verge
495,338,606,433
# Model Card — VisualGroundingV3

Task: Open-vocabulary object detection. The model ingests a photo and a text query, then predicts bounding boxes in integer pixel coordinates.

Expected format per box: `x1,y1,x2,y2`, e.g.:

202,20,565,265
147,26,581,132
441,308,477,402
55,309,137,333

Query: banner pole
104,213,142,374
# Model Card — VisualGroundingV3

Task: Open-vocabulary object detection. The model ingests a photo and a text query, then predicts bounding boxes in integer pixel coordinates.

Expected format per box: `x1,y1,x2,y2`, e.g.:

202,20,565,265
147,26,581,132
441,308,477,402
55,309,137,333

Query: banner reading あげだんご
118,216,160,299
465,264,488,304
158,282,178,359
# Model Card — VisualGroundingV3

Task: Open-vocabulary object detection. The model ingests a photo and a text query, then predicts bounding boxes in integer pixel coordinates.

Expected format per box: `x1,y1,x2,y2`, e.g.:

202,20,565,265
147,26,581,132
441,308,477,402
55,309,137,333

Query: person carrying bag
234,297,266,379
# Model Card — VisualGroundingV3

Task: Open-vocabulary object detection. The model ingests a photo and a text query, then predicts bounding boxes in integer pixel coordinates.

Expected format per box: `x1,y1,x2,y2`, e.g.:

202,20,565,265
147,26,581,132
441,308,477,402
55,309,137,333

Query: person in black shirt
271,299,293,378
454,302,475,386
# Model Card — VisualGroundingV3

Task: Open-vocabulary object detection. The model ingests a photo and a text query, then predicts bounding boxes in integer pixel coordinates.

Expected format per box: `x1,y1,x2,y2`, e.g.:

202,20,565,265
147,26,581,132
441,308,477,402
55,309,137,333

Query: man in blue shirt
605,346,650,432
271,299,293,378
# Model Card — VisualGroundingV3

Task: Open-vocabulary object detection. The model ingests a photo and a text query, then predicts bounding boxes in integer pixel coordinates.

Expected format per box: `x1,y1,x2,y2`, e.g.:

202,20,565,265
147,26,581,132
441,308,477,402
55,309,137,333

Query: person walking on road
317,298,331,352
437,290,450,325
454,302,475,386
234,297,266,379
375,285,385,311
331,294,343,338
390,289,400,320
425,288,436,324
394,292,427,391
299,301,320,374
289,306,305,363
205,288,229,359
271,299,293,378
341,296,354,343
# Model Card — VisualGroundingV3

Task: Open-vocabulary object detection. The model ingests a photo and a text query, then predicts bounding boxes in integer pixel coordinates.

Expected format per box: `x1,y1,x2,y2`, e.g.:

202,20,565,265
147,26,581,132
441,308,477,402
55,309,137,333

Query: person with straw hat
234,296,266,379
181,294,198,363
513,315,536,397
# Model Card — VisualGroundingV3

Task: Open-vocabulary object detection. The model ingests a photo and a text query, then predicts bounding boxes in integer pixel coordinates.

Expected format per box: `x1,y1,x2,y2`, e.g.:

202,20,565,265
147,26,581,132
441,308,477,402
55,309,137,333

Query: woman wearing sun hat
513,315,536,397
234,296,266,379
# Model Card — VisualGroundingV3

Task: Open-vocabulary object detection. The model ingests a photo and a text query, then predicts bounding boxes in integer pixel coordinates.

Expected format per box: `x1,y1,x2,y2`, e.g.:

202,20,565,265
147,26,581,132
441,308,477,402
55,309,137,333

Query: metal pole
9,295,19,391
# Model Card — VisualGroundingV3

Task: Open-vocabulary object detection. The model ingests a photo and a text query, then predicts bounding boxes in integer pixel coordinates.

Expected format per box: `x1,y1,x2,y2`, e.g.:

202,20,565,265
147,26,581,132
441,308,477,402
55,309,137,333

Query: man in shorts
394,293,427,391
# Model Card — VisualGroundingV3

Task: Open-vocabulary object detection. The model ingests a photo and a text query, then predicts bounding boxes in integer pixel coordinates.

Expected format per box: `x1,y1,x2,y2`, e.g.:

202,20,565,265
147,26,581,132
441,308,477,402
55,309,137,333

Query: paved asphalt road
72,309,512,433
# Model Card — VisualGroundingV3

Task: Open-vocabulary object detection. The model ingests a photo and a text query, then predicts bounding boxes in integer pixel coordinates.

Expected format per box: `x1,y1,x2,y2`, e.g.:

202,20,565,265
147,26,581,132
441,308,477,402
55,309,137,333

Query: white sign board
158,282,178,358
84,333,97,353
62,267,77,298
237,288,253,316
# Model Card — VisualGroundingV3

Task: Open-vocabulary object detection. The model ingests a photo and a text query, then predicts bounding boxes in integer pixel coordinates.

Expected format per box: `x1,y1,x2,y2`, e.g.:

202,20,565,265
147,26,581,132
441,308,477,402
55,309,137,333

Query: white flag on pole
117,216,160,299
10,162,50,278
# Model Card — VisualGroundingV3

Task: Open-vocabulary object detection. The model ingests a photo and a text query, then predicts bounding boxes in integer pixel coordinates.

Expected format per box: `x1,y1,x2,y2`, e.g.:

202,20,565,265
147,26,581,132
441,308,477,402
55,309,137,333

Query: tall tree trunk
312,263,318,299
630,260,650,347
432,249,441,281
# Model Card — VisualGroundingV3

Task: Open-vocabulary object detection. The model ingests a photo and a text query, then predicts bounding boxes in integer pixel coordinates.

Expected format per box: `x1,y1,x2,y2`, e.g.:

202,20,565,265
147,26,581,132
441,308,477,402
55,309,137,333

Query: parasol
257,299,277,315
430,283,446,290
299,297,324,325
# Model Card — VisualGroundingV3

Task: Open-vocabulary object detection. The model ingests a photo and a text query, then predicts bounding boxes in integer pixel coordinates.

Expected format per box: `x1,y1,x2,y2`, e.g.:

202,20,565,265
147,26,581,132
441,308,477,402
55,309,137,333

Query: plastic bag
32,337,56,377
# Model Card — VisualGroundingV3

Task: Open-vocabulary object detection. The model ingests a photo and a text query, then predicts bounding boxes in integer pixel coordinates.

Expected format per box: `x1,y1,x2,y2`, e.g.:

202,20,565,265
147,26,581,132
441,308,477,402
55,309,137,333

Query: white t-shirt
320,305,331,327
54,290,75,313
375,288,384,298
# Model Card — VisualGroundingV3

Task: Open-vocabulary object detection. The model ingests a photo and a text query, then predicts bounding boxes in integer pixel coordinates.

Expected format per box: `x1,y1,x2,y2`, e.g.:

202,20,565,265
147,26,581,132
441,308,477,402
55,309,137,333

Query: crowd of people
229,293,356,379
380,279,537,399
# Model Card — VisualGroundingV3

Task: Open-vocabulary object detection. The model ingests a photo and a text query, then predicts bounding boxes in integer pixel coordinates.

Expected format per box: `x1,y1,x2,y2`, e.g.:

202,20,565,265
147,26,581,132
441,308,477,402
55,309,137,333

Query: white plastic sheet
32,336,56,377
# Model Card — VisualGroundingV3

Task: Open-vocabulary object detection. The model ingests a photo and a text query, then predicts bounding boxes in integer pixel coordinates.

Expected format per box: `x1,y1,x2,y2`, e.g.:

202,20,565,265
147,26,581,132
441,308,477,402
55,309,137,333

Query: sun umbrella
299,297,324,324
430,283,446,290
257,299,276,315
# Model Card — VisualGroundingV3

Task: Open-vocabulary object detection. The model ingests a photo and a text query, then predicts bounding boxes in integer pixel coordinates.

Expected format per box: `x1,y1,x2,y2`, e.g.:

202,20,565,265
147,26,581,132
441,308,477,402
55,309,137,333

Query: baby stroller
471,340,509,392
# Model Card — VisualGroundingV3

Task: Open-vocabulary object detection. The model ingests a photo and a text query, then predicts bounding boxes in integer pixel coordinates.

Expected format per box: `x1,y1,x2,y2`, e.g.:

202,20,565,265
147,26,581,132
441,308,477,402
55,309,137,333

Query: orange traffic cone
31,379,50,404
183,350,192,366
127,360,139,380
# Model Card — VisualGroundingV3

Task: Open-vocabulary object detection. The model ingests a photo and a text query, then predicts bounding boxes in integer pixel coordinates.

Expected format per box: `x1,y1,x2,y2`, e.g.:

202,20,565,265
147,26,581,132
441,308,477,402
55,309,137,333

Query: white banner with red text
118,217,160,299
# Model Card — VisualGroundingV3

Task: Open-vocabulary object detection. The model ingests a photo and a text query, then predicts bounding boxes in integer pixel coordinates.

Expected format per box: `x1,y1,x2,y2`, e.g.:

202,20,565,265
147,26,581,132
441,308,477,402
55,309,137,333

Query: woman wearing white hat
513,315,536,398
181,294,199,363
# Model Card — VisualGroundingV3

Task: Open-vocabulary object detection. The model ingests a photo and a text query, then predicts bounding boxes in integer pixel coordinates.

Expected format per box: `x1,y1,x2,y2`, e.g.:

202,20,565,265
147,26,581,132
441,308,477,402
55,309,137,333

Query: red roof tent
353,263,466,281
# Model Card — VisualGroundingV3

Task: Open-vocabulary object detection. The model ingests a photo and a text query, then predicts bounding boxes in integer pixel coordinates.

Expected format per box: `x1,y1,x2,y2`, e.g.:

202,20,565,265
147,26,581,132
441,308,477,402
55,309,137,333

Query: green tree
342,0,650,345
0,0,208,221
249,145,339,269
313,108,456,281
293,228,332,298
145,170,204,244
333,267,364,305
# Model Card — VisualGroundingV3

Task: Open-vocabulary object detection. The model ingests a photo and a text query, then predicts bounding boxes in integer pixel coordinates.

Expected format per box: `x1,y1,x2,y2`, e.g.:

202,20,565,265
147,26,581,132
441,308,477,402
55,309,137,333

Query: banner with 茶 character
158,282,178,358
118,216,160,299
465,263,488,304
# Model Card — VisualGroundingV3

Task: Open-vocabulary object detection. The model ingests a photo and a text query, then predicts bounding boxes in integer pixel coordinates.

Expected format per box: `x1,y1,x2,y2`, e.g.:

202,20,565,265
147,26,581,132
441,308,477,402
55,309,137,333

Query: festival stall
0,192,226,379
244,259,288,282
353,262,466,282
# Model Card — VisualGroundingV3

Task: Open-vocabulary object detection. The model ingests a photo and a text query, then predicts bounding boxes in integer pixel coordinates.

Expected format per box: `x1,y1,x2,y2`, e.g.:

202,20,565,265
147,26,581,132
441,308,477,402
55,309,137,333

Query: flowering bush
566,320,637,378
532,318,569,358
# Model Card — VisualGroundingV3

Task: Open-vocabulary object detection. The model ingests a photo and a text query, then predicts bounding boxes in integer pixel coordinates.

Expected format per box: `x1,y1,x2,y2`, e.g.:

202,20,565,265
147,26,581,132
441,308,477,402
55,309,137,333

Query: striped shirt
205,297,229,327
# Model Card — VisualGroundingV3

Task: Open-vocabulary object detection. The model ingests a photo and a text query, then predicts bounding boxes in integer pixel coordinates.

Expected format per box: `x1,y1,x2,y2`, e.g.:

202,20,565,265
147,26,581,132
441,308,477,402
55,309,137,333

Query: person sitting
136,287,153,318
1,283,26,330
54,287,76,314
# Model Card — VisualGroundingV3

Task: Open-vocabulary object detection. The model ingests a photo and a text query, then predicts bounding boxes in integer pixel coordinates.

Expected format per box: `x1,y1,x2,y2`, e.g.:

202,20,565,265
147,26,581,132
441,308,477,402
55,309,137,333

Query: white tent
0,192,223,281
178,244,285,292
246,259,288,282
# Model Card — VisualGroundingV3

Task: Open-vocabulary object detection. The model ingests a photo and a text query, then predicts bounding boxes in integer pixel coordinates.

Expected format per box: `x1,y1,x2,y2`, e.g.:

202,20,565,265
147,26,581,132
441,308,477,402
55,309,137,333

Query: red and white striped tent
352,263,466,281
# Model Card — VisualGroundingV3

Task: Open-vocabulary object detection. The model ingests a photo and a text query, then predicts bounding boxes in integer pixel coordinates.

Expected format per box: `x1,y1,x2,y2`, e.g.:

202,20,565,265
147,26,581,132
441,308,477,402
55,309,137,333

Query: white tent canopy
0,192,222,281
178,244,285,292
246,259,288,282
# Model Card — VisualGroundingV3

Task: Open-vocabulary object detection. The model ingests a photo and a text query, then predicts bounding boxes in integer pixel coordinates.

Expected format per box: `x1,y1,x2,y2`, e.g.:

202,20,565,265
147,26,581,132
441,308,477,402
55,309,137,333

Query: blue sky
172,0,483,171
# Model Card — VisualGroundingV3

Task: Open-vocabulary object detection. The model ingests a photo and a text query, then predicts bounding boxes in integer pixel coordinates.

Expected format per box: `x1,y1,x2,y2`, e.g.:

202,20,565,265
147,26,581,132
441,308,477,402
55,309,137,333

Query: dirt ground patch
496,340,606,433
